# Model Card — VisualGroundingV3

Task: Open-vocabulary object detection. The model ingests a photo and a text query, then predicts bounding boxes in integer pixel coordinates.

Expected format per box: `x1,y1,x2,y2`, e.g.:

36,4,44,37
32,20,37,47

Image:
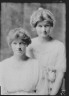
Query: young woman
0,28,49,95
26,8,66,95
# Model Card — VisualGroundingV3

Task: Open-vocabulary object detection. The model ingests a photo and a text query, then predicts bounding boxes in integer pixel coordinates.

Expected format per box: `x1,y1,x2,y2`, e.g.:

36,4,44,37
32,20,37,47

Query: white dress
0,58,40,95
26,38,66,81
0,38,66,95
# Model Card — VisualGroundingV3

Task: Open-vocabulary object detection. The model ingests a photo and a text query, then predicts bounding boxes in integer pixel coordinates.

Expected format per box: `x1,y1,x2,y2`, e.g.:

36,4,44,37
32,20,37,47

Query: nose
17,43,20,48
43,27,46,31
19,48,22,51
43,27,46,32
43,27,47,35
17,44,21,50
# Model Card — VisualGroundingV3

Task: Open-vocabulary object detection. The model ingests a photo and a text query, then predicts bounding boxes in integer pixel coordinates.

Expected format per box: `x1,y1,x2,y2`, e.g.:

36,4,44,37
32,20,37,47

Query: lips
41,31,47,36
16,50,22,53
44,31,47,35
19,48,22,51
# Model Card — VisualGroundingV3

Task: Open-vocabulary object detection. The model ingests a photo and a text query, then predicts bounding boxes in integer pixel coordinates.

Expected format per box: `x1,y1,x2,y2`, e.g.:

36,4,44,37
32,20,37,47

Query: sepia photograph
0,1,68,95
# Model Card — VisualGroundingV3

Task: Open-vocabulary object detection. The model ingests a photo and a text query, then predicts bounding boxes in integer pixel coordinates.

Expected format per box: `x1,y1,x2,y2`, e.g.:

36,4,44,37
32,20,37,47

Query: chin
42,35,47,38
15,53,23,56
41,34,47,37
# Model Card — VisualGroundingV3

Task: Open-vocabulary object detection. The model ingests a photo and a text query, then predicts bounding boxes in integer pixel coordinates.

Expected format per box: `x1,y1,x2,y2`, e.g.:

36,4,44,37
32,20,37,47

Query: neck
38,36,48,43
38,35,53,43
13,54,29,61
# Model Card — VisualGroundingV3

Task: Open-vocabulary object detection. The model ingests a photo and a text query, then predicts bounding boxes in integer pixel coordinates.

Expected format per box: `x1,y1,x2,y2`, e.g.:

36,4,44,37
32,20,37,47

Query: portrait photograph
0,0,68,95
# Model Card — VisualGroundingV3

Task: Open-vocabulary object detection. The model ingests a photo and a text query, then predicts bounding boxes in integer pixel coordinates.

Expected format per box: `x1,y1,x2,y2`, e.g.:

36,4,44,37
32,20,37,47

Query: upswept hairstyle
7,27,31,46
30,7,56,28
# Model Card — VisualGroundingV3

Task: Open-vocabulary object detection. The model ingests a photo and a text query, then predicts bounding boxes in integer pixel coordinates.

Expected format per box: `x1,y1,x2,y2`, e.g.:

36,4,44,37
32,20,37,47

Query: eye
19,42,23,45
45,25,50,27
38,25,42,27
13,42,17,44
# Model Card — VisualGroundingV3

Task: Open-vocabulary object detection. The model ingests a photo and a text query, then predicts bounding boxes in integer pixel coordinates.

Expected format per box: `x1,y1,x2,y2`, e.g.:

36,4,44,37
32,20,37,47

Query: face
11,39,27,56
35,21,52,38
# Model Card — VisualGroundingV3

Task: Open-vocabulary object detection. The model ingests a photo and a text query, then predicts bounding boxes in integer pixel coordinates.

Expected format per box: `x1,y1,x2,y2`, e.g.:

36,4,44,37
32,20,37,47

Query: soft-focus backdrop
0,3,66,61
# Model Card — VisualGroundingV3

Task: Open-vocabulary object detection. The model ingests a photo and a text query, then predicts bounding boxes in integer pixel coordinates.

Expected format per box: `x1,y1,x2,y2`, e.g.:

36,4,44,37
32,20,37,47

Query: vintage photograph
0,2,67,95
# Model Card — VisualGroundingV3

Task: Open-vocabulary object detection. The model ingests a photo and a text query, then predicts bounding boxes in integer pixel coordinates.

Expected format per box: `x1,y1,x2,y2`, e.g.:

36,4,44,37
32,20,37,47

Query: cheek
11,46,16,53
36,27,41,32
21,46,26,51
37,29,42,34
46,27,50,32
11,44,18,51
12,46,17,51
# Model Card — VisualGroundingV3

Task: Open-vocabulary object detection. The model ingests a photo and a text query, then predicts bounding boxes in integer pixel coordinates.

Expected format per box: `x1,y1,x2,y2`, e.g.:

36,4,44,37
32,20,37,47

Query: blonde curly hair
30,8,55,28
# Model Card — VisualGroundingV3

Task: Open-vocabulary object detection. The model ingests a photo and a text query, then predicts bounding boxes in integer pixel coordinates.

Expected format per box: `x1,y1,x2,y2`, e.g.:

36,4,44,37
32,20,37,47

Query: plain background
0,1,69,95
0,3,66,61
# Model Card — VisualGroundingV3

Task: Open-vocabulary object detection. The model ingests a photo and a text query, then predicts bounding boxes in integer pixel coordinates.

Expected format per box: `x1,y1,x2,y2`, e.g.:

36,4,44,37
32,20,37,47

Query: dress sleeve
55,43,66,72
